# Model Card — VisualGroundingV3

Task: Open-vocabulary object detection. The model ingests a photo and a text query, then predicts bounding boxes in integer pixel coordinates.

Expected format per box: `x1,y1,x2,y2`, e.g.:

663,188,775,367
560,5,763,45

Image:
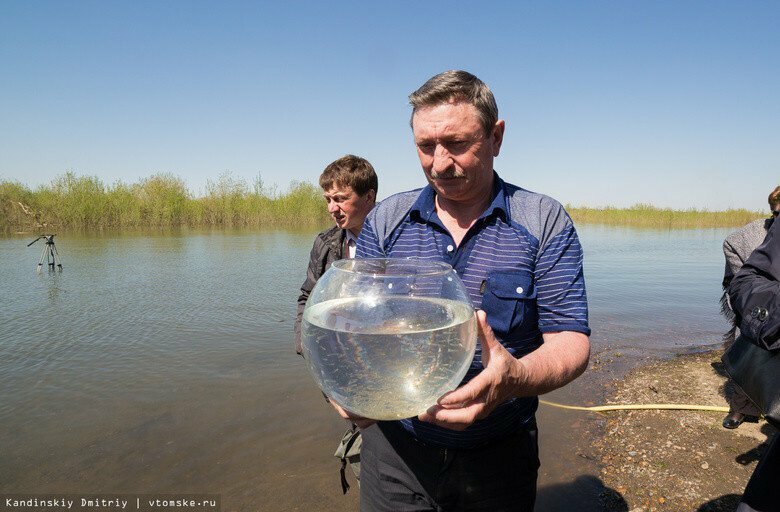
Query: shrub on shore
1,172,330,232
0,173,764,232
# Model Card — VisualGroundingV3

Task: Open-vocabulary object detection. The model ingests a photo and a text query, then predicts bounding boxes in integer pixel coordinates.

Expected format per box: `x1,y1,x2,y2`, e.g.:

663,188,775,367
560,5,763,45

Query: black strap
339,458,350,494
335,423,359,494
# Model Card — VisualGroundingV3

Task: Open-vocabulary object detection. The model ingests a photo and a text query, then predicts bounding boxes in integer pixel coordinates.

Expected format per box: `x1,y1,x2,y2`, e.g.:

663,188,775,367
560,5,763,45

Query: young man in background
294,154,378,355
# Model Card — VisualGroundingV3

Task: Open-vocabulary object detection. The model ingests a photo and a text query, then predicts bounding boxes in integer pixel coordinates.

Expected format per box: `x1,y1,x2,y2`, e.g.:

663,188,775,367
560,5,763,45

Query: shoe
723,412,745,429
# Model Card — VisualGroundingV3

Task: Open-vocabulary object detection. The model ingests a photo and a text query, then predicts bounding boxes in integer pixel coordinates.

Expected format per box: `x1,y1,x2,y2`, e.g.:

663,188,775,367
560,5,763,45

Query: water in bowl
302,295,477,420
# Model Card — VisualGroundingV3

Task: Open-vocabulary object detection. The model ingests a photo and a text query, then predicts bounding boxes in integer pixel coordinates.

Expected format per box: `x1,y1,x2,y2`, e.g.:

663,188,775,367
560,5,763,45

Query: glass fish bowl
301,258,477,420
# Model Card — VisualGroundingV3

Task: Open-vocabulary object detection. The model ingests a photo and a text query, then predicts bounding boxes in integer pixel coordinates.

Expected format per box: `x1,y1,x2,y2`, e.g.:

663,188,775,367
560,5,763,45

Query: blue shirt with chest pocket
356,173,591,448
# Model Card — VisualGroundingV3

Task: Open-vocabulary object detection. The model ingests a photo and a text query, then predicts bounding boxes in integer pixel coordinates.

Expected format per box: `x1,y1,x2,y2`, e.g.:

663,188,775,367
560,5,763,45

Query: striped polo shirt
356,173,590,448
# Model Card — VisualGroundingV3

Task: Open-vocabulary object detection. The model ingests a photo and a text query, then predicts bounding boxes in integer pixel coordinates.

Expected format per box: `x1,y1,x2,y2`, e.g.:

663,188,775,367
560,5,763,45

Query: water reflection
39,271,64,303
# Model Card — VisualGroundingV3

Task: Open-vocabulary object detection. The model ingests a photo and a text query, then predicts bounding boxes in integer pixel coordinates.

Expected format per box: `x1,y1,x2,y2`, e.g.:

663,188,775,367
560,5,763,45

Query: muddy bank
588,350,776,512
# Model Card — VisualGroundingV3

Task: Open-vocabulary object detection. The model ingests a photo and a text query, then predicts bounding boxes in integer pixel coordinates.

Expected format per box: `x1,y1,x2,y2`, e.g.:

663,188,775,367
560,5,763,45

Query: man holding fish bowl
301,71,591,511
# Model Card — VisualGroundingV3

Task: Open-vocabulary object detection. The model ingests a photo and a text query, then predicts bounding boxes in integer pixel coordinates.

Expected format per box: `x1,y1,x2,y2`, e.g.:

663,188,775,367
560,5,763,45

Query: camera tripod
28,234,63,272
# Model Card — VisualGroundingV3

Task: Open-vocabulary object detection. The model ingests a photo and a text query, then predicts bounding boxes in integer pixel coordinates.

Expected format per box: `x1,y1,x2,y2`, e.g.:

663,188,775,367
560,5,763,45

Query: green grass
1,172,330,233
0,173,765,232
567,204,764,229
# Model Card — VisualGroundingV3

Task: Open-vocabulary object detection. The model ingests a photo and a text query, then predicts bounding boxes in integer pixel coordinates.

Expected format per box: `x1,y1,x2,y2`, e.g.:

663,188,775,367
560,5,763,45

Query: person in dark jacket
720,186,780,428
728,213,780,512
294,154,378,355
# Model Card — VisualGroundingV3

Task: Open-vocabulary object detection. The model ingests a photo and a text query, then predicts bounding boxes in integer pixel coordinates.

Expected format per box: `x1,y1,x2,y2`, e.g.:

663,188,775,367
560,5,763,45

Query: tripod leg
37,245,47,272
49,245,56,269
51,243,63,269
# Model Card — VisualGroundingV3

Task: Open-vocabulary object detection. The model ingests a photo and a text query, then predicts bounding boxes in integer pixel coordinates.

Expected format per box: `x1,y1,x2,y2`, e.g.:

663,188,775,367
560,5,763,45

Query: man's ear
491,120,505,157
366,189,376,205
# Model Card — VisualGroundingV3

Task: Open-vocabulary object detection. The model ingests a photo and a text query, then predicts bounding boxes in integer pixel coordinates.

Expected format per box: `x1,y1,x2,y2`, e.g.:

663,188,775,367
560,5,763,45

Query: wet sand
591,350,775,512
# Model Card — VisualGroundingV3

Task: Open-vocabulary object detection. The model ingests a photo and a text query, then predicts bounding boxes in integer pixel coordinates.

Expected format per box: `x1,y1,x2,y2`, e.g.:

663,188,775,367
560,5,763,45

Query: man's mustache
430,168,465,179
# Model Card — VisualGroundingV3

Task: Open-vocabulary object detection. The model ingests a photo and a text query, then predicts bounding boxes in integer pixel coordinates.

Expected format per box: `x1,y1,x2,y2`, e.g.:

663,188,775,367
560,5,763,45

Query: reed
1,172,330,232
567,204,765,229
0,173,765,232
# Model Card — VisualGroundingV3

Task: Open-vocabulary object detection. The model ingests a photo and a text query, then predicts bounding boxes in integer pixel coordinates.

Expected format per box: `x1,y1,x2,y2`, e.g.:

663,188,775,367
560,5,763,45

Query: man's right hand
329,400,376,429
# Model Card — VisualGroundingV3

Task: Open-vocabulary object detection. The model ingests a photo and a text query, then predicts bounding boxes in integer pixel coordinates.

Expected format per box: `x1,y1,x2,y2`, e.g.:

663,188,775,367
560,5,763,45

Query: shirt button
516,286,524,294
446,244,454,252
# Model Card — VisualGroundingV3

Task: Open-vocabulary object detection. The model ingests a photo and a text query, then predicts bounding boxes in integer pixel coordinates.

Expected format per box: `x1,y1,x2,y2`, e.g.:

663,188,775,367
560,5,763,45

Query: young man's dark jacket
729,217,780,351
294,226,347,355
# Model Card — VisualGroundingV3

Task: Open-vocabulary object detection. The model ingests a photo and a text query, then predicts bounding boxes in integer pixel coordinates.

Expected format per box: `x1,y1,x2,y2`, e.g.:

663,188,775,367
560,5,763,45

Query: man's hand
418,310,590,431
330,400,376,429
418,310,527,430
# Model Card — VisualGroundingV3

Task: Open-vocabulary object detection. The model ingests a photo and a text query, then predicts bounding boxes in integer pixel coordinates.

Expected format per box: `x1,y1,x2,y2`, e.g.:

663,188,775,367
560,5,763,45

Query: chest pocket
480,269,537,339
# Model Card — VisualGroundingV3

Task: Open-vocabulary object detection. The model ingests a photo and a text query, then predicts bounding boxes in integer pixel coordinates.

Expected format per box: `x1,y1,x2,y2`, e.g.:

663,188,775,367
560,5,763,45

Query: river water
0,226,734,511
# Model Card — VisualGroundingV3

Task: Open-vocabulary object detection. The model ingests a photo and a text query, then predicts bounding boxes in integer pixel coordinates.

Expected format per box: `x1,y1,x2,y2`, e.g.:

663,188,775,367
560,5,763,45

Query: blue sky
1,1,778,211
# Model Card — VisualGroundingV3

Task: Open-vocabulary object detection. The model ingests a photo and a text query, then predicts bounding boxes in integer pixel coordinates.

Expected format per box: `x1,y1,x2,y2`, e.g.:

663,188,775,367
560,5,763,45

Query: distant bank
567,204,763,229
0,172,763,232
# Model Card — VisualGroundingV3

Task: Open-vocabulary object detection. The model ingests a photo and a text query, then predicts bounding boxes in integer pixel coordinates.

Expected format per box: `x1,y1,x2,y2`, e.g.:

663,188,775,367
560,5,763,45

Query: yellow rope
539,400,730,413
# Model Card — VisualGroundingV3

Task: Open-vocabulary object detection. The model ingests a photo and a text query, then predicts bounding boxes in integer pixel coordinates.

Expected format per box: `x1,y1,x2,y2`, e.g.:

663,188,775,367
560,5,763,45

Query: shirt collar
483,173,508,221
409,186,437,222
345,229,359,243
410,171,508,223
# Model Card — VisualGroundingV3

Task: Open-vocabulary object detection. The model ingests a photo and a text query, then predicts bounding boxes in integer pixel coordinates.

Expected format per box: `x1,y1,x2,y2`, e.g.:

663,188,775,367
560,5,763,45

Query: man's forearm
511,331,590,397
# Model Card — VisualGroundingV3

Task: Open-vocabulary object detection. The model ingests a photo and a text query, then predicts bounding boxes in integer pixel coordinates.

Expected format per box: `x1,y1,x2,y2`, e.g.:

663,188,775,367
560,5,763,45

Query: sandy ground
588,350,776,512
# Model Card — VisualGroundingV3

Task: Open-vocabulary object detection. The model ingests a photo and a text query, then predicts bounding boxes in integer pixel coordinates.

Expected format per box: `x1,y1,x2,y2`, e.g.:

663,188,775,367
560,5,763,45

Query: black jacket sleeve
295,234,328,355
294,227,344,355
729,218,780,350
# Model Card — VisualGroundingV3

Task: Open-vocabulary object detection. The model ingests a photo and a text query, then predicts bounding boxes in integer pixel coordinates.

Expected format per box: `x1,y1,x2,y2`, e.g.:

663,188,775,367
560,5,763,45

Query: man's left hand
418,310,527,431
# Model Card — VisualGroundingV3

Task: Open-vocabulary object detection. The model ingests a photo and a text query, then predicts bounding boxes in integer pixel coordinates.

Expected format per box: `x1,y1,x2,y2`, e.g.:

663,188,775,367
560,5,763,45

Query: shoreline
587,349,775,512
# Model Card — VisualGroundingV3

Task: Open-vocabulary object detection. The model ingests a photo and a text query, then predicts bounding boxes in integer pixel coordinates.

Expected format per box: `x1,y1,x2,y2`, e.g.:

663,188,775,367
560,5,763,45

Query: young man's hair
768,185,780,210
408,70,498,136
319,155,378,197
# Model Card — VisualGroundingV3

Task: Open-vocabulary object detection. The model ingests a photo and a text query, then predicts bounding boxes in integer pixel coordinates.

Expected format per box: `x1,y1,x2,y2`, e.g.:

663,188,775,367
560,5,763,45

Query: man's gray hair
408,70,498,135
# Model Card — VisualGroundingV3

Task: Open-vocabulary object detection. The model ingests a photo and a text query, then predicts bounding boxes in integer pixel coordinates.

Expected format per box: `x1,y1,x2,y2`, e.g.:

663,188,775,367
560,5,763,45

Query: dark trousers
725,379,762,417
738,432,780,512
359,421,539,512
